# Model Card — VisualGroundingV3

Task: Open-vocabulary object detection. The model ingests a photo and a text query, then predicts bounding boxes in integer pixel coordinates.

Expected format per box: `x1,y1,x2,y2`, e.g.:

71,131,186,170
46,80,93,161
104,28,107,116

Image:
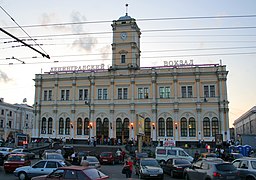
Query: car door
45,161,59,175
237,160,249,179
188,160,202,180
197,162,209,180
29,161,46,177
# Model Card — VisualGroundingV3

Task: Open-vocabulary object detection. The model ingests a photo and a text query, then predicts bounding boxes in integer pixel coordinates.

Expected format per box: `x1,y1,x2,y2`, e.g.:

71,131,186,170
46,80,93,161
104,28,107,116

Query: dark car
162,158,191,178
62,145,74,159
232,157,256,180
4,154,31,173
99,152,119,165
0,152,4,166
136,158,164,179
184,158,240,180
31,166,109,180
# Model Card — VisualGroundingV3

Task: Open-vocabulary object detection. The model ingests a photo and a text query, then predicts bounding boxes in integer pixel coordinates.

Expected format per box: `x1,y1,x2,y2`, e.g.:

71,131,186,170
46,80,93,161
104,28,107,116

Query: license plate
103,159,107,161
150,175,157,176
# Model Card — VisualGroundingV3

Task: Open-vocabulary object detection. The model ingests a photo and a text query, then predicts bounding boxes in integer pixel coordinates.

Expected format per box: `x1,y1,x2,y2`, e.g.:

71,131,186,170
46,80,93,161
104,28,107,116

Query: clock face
120,32,127,40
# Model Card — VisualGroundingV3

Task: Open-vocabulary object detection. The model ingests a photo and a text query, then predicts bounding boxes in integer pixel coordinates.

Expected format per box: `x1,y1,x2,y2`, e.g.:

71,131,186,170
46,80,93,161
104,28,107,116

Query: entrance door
116,118,130,144
142,118,151,146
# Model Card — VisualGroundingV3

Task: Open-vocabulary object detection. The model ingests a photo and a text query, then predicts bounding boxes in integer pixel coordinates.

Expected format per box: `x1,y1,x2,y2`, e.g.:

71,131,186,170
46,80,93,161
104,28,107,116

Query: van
155,146,193,163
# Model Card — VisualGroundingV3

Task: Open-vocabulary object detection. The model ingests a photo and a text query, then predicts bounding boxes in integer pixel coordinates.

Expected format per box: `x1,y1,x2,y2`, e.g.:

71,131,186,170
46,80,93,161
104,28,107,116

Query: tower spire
125,4,128,16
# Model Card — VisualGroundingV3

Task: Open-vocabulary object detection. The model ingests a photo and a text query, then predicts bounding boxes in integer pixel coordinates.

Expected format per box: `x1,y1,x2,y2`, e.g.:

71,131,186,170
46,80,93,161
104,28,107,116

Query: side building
0,98,34,144
33,13,230,146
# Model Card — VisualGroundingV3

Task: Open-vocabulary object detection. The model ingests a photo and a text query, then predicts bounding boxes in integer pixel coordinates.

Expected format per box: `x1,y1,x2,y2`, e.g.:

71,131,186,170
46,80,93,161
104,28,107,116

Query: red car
4,154,31,173
99,152,119,165
31,166,109,180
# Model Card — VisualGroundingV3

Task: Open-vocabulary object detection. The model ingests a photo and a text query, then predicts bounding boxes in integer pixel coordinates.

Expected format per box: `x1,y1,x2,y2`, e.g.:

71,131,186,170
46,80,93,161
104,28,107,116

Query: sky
0,0,256,127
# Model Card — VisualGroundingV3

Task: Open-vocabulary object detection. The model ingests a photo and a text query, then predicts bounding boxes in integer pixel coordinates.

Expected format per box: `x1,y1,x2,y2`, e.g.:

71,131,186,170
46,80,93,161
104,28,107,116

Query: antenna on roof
125,4,129,16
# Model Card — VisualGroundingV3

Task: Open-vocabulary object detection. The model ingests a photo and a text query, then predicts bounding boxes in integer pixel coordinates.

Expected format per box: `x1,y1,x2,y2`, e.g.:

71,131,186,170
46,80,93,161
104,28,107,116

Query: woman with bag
122,157,133,178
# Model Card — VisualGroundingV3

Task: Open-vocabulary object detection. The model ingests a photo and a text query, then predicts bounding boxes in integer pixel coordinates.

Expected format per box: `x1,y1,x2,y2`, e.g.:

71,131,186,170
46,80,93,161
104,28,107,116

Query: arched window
116,118,122,139
144,118,151,137
166,118,173,137
59,118,64,135
77,118,82,135
188,117,196,137
96,118,102,138
181,117,187,137
103,118,109,138
41,117,46,134
123,118,129,139
48,118,53,134
212,117,219,137
65,118,70,135
158,118,165,136
203,117,210,137
84,118,89,135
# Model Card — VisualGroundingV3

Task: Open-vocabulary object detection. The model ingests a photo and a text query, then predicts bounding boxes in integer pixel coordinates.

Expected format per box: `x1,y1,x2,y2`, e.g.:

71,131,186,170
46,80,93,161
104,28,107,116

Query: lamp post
85,100,91,140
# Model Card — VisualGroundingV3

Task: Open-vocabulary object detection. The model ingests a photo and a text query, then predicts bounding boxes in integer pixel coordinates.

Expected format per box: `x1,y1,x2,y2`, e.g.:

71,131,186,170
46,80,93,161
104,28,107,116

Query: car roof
235,157,256,160
8,153,27,157
58,165,94,170
39,159,65,162
140,158,156,161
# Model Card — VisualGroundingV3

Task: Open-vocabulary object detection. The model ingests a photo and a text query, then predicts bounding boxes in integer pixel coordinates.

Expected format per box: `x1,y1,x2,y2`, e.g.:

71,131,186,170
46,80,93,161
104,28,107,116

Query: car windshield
216,164,236,171
141,160,159,167
83,169,108,179
12,149,22,153
137,153,148,158
175,159,191,165
7,155,25,161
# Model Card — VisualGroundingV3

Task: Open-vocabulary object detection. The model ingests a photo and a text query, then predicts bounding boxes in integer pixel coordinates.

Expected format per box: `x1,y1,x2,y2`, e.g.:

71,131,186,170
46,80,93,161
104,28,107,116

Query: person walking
123,157,133,178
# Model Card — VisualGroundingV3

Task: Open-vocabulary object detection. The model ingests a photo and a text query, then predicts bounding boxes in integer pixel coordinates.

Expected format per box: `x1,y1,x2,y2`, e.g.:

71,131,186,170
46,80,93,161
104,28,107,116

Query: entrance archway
96,118,109,144
142,118,151,146
116,118,129,144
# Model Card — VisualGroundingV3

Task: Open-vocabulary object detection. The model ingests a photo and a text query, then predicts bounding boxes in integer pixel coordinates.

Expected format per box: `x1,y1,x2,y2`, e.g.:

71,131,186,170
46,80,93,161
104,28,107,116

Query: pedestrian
123,157,133,178
193,150,200,162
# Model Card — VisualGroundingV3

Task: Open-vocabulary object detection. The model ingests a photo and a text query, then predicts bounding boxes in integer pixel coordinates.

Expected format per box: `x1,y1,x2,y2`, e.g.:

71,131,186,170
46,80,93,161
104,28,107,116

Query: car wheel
184,173,190,180
246,177,256,180
170,170,175,178
18,172,28,180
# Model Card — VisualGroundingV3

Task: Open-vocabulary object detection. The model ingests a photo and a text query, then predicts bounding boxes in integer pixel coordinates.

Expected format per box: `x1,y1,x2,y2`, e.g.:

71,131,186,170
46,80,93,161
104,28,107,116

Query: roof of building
118,13,132,21
233,106,256,125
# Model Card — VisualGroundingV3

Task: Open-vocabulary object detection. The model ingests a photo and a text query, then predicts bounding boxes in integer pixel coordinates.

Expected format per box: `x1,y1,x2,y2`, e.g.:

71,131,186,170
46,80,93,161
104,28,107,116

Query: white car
13,159,71,180
0,147,13,158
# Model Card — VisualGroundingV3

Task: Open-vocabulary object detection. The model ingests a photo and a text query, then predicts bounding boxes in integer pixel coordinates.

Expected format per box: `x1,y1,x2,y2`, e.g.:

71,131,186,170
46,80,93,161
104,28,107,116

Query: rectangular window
210,85,215,97
9,111,12,117
84,89,88,100
48,90,52,100
123,88,128,99
159,87,170,98
61,90,65,100
66,90,70,100
103,89,108,99
9,121,12,128
204,85,216,98
121,54,126,63
44,90,47,101
98,89,102,100
118,88,122,99
138,87,149,99
1,110,4,115
79,89,83,100
181,86,193,98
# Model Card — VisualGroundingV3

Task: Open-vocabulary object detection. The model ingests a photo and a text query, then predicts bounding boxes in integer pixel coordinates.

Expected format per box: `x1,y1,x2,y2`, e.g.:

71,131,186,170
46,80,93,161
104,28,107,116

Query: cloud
99,45,111,59
0,70,12,83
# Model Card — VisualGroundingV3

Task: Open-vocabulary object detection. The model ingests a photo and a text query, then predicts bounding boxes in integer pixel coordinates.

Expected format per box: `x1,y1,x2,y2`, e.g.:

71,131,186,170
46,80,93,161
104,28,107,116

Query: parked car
85,156,101,170
99,152,119,165
226,153,244,162
13,159,71,180
62,145,74,159
232,157,256,180
155,146,193,164
77,151,92,163
200,152,218,159
0,152,4,166
10,149,36,159
42,152,65,161
184,158,240,180
31,166,109,180
0,147,13,159
161,158,191,178
136,158,164,179
4,154,31,173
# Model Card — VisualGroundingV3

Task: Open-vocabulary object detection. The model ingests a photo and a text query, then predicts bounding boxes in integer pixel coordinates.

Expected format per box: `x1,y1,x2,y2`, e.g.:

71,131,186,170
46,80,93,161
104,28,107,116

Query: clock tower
110,13,141,70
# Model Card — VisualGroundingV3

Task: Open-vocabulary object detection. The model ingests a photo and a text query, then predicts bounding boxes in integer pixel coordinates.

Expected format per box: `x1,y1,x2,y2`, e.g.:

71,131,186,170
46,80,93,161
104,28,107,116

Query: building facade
233,106,256,135
0,98,34,141
33,14,230,145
